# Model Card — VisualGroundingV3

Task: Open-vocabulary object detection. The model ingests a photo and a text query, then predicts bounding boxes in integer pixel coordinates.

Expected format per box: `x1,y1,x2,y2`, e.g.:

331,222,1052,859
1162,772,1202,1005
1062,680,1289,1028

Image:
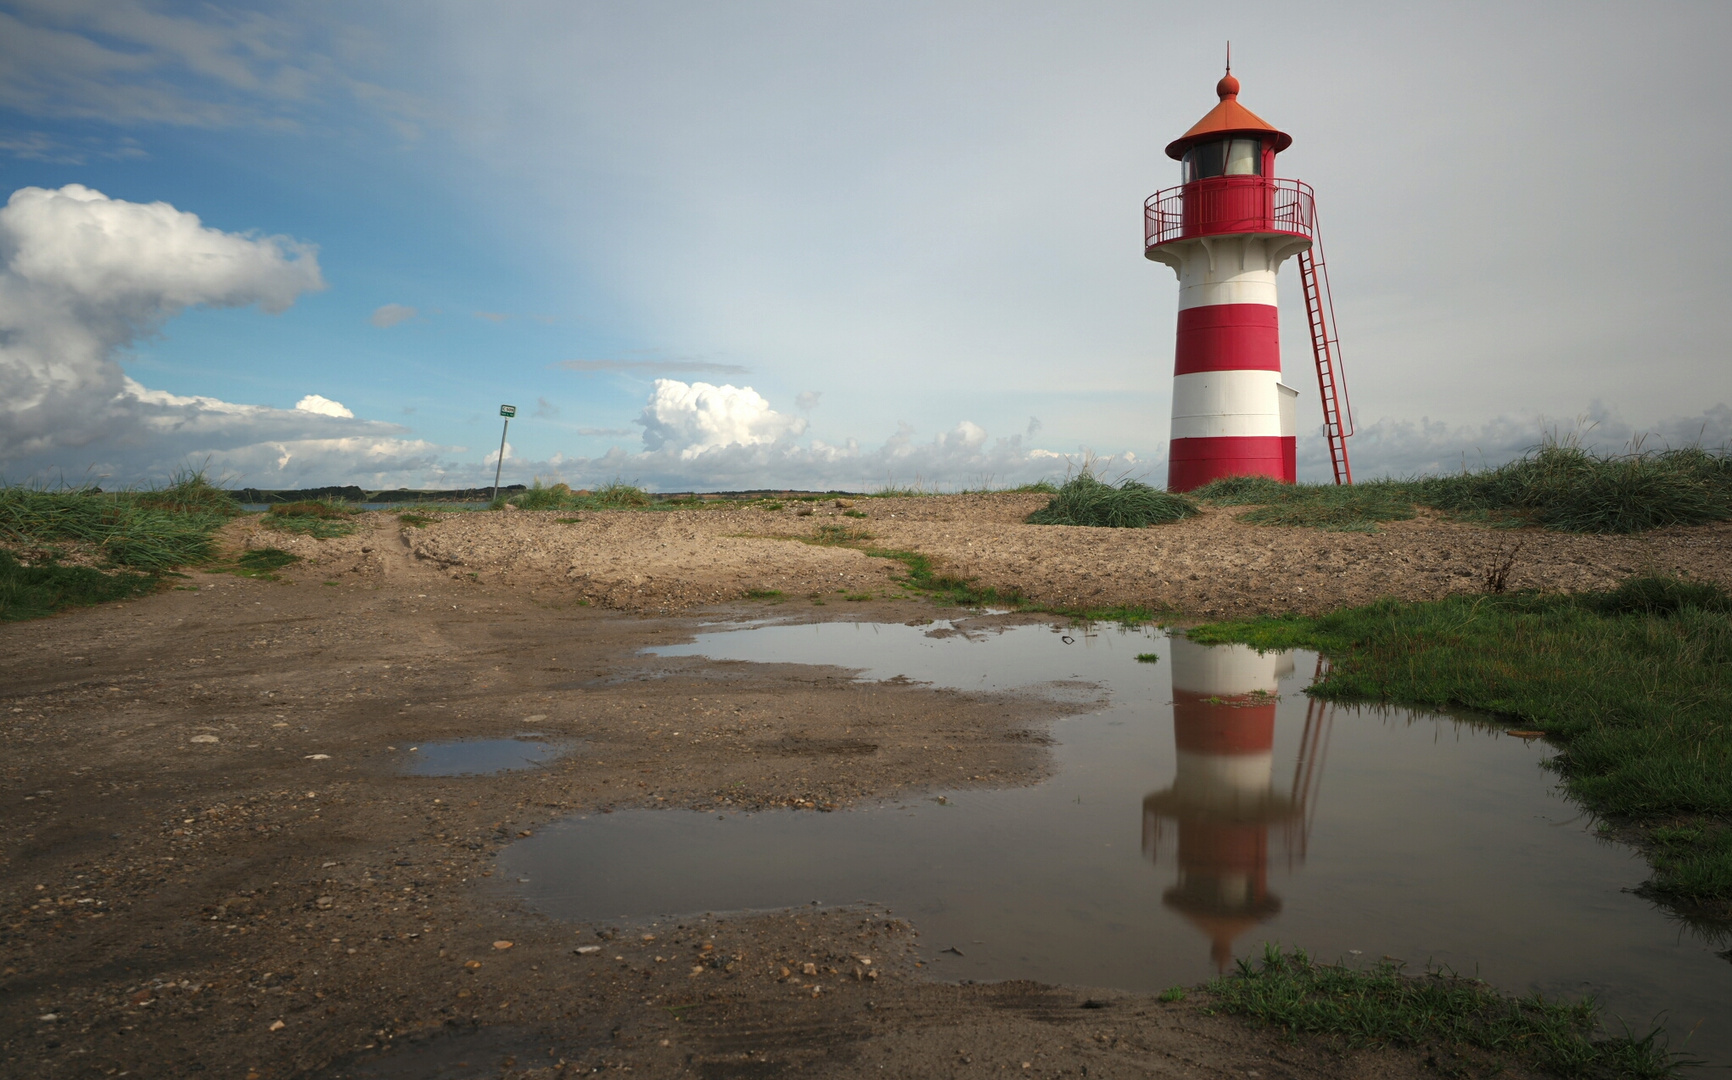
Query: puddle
401,736,571,776
504,620,1731,1064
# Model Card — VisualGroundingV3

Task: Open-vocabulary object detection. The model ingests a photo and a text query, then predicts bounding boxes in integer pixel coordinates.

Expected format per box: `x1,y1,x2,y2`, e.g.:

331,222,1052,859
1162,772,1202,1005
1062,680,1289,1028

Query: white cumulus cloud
0,183,327,464
638,379,807,459
0,184,467,487
295,394,353,418
519,381,1131,492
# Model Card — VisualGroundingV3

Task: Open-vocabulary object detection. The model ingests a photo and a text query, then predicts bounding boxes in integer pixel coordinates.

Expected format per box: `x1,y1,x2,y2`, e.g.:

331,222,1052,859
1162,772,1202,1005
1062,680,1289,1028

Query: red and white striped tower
1145,66,1319,491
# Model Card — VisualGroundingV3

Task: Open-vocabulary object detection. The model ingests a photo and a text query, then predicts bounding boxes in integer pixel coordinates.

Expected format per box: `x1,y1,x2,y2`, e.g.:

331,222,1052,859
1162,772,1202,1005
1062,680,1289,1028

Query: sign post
492,404,516,505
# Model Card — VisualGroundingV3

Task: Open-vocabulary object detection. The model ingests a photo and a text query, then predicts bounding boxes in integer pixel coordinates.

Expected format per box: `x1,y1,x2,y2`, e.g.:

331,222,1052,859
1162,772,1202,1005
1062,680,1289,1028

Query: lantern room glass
1181,138,1263,183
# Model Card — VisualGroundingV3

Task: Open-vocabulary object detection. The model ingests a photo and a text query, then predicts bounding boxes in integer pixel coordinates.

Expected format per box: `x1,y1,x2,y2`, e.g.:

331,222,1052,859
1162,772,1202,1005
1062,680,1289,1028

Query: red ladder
1296,214,1354,485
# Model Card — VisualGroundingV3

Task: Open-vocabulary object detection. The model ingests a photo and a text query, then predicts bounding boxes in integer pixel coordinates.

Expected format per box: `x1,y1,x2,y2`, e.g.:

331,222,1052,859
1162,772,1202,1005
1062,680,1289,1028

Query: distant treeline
227,485,527,504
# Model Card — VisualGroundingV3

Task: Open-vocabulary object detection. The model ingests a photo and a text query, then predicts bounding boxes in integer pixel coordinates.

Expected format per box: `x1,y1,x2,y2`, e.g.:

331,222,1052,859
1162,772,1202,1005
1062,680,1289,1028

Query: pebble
574,945,601,955
189,735,218,744
493,940,513,950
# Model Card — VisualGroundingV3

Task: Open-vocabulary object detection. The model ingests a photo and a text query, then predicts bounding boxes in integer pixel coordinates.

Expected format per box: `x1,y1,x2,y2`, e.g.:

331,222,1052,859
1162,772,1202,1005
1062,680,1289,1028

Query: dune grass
0,473,237,571
1194,445,1732,534
0,473,242,618
504,479,667,511
262,499,358,538
1208,945,1680,1078
1027,473,1199,528
1188,575,1732,914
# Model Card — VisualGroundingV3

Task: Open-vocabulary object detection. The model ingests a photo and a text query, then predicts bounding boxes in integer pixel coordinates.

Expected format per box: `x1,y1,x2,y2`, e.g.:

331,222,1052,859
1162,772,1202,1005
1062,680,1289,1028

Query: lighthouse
1146,63,1354,490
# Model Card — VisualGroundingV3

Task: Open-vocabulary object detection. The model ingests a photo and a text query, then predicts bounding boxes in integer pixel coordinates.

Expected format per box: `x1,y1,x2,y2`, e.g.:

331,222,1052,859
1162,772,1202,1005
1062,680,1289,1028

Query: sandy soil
5,496,1699,1078
272,494,1732,616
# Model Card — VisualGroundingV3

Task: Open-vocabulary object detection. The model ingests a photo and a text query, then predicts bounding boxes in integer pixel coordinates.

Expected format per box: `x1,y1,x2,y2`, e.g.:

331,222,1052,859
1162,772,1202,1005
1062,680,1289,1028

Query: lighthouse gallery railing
1144,177,1315,250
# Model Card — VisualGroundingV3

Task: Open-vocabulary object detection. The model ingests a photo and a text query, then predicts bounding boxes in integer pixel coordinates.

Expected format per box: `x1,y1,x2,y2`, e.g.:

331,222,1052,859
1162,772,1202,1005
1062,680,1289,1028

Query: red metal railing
1144,177,1315,250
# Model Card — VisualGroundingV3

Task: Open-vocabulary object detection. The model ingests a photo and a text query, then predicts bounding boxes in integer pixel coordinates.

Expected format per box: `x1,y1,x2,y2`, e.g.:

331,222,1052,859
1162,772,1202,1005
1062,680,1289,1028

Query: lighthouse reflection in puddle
1143,638,1332,969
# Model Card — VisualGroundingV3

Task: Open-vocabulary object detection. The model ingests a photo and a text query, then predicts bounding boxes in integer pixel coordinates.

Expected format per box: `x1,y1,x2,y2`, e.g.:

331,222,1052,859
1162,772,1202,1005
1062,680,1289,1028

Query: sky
1,0,1729,491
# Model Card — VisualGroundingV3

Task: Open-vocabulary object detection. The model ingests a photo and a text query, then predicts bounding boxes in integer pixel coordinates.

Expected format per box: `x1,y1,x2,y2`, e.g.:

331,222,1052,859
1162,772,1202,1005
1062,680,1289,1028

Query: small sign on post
492,404,517,505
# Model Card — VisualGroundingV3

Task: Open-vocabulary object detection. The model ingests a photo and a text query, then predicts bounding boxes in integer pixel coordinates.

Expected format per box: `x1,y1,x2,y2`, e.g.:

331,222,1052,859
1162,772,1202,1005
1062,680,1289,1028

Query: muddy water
402,736,570,776
503,619,1730,1062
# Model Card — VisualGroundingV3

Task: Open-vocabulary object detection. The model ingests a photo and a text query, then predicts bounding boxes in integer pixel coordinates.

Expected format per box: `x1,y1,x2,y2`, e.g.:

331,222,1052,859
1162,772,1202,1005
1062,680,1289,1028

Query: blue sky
2,1,1730,490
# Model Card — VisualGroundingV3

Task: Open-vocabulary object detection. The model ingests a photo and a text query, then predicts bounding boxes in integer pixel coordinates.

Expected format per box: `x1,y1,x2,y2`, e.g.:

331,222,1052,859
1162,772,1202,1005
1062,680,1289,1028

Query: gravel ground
3,496,1689,1078
270,494,1732,617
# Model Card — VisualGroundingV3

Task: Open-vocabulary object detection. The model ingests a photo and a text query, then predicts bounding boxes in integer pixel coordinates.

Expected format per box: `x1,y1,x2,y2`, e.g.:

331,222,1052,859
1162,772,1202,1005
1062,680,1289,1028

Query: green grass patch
224,548,302,580
1189,575,1732,913
811,522,872,545
397,512,440,528
264,499,358,538
1026,473,1198,528
1207,945,1679,1078
0,550,161,621
1194,475,1417,532
1135,653,1160,663
1195,444,1732,534
744,588,784,600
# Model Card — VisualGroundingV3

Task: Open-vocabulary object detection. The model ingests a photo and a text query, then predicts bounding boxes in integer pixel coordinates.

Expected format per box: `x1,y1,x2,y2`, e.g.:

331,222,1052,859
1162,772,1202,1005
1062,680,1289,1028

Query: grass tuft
1208,945,1680,1078
264,499,358,538
1027,473,1198,528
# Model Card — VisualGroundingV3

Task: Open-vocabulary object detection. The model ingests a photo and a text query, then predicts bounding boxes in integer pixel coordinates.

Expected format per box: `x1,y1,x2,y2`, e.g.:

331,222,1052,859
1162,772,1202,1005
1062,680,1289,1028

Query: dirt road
6,497,1692,1078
